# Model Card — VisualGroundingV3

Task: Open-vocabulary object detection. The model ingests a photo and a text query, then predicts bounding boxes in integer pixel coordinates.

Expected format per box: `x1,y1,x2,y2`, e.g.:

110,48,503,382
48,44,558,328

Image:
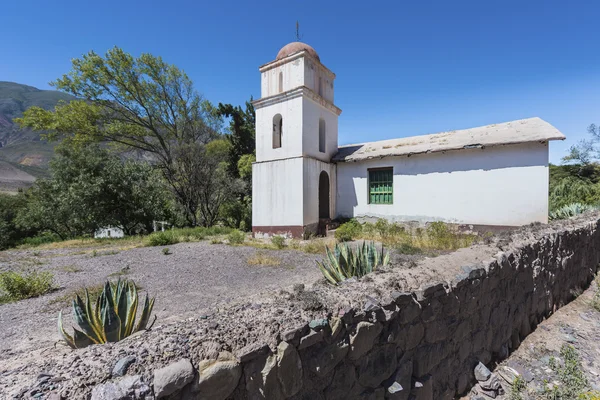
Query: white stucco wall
252,158,305,227
336,142,550,226
303,159,336,226
255,97,304,162
302,97,339,163
303,59,334,103
261,57,305,97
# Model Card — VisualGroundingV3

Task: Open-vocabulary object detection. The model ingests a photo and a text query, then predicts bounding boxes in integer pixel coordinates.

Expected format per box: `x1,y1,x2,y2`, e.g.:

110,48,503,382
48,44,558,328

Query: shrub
271,235,286,249
162,248,171,255
0,270,54,302
18,232,62,248
58,279,155,349
544,344,589,399
317,241,390,284
228,230,245,245
145,231,179,247
335,219,363,242
549,203,597,221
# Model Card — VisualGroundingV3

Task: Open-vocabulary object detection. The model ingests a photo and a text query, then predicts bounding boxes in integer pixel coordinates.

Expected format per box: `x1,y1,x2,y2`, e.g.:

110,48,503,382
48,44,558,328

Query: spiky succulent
549,203,597,221
58,279,155,348
317,241,390,284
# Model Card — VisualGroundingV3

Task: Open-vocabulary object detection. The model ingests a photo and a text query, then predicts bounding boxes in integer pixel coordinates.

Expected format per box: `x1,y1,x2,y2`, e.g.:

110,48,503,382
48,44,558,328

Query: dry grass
246,251,282,266
57,265,82,273
336,219,477,254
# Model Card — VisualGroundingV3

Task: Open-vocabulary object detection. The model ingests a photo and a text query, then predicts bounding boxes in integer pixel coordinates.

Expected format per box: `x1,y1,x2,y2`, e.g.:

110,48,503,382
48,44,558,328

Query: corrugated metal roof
332,117,565,162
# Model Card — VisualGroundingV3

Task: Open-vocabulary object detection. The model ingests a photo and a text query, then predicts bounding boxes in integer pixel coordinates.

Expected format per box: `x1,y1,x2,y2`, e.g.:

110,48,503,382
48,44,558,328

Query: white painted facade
252,42,341,237
337,142,550,226
94,227,124,239
252,42,565,237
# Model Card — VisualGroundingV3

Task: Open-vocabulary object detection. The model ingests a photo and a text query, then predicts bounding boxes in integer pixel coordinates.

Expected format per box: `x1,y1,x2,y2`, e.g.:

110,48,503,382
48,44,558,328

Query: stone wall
31,216,600,399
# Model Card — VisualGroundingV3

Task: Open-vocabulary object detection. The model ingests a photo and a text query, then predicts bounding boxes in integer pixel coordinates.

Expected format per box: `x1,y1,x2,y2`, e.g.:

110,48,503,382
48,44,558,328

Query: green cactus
58,279,155,348
317,241,389,284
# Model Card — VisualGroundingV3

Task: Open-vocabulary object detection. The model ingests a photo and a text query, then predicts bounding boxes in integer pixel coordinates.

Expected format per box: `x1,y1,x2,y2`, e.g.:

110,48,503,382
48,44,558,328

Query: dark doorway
319,171,330,219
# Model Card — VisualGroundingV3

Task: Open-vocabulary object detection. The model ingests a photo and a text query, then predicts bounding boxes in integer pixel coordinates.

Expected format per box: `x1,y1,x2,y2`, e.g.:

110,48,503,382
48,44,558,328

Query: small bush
335,219,363,242
19,232,62,247
228,230,245,245
146,231,179,247
509,375,526,400
0,270,54,302
271,236,286,249
544,344,590,399
162,248,171,255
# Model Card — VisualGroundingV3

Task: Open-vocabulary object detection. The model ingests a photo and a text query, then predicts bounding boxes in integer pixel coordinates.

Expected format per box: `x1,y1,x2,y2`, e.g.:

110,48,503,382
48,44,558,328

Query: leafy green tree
16,47,221,225
216,100,255,230
217,100,255,178
563,124,600,166
17,143,171,238
0,193,34,249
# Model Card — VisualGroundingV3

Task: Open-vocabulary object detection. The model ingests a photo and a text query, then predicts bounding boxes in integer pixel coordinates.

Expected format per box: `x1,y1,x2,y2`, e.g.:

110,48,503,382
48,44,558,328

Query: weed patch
271,236,286,249
58,265,82,273
335,219,477,253
228,230,246,245
247,252,282,266
0,270,54,303
544,344,591,399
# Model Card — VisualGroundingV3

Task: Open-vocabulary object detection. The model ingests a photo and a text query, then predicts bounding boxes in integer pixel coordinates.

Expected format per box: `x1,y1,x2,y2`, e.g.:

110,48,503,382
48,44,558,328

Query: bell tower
252,42,342,238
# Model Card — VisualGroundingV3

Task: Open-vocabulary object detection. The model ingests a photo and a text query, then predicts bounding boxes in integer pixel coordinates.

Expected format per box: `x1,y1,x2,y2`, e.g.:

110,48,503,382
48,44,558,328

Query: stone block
358,344,398,388
349,321,383,360
197,352,241,400
153,358,194,398
276,341,303,397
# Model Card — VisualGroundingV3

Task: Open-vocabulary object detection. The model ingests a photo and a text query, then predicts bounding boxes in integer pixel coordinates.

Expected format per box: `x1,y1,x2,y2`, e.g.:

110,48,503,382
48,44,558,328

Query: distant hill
0,81,75,192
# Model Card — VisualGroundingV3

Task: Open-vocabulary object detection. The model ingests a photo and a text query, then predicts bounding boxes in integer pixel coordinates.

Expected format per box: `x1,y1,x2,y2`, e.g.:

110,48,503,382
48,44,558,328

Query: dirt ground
0,241,325,359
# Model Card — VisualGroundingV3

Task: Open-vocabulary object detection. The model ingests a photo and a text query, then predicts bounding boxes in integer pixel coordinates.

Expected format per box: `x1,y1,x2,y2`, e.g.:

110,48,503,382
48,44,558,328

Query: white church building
252,42,566,238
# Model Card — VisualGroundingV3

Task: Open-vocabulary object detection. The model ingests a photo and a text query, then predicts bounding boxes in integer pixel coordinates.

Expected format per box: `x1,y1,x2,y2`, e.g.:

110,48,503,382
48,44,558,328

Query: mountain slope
0,81,75,191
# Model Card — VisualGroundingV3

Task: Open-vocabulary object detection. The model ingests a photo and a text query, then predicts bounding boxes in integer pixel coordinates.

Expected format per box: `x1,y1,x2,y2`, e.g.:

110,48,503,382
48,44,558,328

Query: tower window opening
318,76,323,96
278,71,283,93
273,114,283,148
319,118,326,153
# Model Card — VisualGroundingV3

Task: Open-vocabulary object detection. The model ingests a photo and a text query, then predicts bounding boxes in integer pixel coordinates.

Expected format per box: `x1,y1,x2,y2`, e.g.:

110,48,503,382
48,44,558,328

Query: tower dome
276,42,320,62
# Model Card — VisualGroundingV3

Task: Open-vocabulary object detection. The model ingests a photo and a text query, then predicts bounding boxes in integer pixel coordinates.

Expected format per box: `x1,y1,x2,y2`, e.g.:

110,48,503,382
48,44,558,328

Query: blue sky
1,0,598,163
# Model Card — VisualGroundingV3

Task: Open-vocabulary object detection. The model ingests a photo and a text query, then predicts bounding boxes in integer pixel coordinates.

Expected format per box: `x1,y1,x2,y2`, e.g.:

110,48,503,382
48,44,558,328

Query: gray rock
91,375,152,400
46,394,62,400
349,321,382,360
236,342,270,363
298,330,324,350
309,318,329,330
112,356,136,377
411,375,433,400
153,358,194,398
197,351,242,400
479,375,502,391
474,362,491,382
306,340,349,377
384,360,412,400
357,344,397,388
276,341,302,397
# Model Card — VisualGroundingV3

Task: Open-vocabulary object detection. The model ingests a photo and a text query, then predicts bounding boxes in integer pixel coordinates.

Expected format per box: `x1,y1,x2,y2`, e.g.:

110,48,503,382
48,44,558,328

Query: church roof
276,42,320,62
332,117,565,162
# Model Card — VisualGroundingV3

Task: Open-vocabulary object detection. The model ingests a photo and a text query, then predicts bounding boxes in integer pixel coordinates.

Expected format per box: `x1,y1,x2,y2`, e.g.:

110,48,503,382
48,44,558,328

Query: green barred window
368,168,393,204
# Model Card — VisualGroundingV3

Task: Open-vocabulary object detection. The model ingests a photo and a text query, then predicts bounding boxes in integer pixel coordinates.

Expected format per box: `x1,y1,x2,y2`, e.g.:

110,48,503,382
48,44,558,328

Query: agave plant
317,241,390,285
549,203,597,221
58,279,155,348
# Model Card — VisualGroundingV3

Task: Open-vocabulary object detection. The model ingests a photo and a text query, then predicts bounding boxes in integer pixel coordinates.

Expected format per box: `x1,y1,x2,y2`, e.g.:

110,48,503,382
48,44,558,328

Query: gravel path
0,241,323,359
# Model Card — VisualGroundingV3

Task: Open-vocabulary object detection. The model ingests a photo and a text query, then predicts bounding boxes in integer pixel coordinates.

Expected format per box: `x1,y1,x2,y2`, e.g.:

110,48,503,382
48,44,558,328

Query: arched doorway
319,171,330,219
